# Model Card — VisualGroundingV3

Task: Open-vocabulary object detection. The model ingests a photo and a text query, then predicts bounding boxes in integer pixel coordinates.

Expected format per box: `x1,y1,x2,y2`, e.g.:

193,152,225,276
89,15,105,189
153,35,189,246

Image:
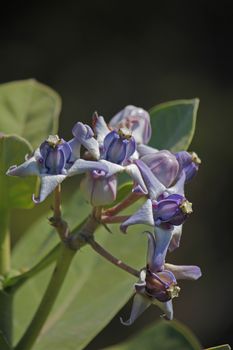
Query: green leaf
0,135,36,210
205,345,231,350
12,194,148,349
104,320,201,350
0,330,11,350
149,99,199,152
0,79,61,148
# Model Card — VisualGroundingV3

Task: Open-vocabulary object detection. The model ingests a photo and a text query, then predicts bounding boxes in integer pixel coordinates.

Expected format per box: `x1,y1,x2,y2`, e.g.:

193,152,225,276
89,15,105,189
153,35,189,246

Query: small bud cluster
6,104,201,324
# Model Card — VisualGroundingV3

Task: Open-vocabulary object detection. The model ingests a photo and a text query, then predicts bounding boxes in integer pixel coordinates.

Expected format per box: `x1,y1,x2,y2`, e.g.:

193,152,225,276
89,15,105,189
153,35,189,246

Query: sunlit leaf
149,99,199,152
0,135,36,210
12,193,147,349
0,79,61,148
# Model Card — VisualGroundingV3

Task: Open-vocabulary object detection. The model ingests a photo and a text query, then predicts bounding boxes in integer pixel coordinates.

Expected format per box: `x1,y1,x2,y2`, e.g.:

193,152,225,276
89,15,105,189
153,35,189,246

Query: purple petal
164,264,202,280
120,199,154,233
146,231,156,268
80,174,117,206
168,225,182,252
135,159,166,200
153,299,173,320
92,114,110,144
141,151,179,187
151,226,173,272
137,144,159,157
33,174,66,203
109,105,152,144
68,138,81,161
98,160,124,177
120,293,151,326
124,163,148,194
68,159,109,177
166,170,186,196
72,122,100,159
6,156,40,177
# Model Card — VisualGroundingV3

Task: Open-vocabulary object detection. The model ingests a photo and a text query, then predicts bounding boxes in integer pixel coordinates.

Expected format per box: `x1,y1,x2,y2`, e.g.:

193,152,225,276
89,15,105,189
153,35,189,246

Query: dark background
1,1,233,348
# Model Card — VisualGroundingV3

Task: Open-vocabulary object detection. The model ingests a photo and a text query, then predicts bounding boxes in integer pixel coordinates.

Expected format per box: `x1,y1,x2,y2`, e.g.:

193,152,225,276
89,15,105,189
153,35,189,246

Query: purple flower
152,194,192,227
6,134,106,203
120,232,201,325
103,129,136,165
109,105,152,144
69,115,149,206
121,159,191,252
175,151,201,182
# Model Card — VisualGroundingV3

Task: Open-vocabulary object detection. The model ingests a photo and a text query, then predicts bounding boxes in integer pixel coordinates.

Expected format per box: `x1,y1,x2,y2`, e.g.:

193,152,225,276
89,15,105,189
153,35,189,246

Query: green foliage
12,193,147,349
0,135,36,210
0,79,61,148
0,330,11,350
149,99,199,152
104,320,201,350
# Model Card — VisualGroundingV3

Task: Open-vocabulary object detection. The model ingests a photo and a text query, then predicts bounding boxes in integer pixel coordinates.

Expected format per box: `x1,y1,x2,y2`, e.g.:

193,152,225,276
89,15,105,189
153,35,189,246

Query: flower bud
80,171,117,206
109,105,152,144
141,151,179,187
39,135,71,175
103,129,136,165
175,151,201,182
152,194,192,226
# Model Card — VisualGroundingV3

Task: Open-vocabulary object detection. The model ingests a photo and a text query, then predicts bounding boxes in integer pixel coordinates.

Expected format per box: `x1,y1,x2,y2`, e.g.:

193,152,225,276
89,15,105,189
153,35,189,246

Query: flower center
179,200,193,214
190,151,201,165
46,135,62,148
167,284,181,299
117,128,132,140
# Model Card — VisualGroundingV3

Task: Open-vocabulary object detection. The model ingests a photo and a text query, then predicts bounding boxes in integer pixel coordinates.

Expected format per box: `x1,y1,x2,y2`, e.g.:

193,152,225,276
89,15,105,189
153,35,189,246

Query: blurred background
0,0,232,348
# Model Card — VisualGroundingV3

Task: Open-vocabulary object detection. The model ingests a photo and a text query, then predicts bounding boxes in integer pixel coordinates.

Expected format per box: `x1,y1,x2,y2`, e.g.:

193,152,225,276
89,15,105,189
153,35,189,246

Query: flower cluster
7,105,201,324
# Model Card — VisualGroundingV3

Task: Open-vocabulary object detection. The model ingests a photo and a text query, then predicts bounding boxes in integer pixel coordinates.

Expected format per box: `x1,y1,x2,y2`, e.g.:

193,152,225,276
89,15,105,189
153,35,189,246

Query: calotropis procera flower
175,151,201,183
121,159,192,252
92,106,152,155
72,116,148,206
121,232,201,325
6,134,109,203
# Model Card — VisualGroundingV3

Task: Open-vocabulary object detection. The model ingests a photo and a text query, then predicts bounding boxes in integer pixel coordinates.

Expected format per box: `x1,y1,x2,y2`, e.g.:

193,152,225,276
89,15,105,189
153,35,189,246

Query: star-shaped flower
121,232,201,325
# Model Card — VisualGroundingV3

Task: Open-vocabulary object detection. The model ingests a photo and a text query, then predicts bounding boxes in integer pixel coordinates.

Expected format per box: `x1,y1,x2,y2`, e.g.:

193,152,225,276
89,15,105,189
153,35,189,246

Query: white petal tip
120,317,133,326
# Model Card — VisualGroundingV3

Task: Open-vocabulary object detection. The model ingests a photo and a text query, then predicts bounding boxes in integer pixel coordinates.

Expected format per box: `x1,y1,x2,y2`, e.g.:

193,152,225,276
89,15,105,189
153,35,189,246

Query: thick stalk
0,209,10,275
15,244,75,350
0,209,12,345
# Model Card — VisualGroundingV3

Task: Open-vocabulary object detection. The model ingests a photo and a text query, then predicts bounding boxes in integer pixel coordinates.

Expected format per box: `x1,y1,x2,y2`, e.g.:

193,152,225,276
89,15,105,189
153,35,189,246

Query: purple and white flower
6,134,106,203
121,159,191,251
70,113,149,206
175,151,201,182
120,232,201,325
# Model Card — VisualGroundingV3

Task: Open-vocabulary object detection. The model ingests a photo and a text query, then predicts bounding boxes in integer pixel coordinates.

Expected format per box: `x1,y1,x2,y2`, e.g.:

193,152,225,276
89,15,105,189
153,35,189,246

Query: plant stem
4,244,60,291
53,184,62,220
101,215,130,224
0,209,12,345
0,209,10,275
50,185,69,241
103,192,143,217
88,238,140,278
15,244,75,350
